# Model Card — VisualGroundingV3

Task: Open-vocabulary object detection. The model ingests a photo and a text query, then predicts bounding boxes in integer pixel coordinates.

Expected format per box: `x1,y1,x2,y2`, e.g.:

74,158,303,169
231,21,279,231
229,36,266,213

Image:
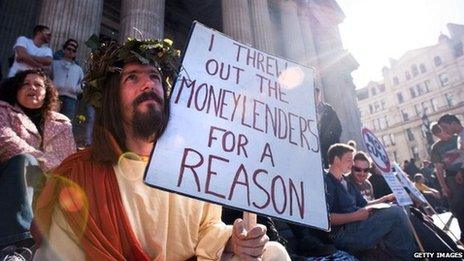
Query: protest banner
393,163,427,204
382,172,413,206
362,127,412,206
144,22,328,229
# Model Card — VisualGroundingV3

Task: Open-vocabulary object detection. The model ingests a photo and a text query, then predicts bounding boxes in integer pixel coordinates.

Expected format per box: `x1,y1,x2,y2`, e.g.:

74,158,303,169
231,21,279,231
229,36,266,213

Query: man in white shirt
52,39,84,121
8,25,53,78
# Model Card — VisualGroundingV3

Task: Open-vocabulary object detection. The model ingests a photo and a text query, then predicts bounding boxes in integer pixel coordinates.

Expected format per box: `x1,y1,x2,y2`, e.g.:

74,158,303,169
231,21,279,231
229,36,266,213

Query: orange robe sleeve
34,149,161,261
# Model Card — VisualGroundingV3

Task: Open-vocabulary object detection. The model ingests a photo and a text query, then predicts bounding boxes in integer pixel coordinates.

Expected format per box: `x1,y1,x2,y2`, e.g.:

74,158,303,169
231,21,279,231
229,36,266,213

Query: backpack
409,207,462,253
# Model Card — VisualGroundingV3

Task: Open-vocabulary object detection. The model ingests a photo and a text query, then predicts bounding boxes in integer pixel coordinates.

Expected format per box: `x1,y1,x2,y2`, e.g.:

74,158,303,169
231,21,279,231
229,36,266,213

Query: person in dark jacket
315,87,342,169
405,158,421,177
369,165,393,199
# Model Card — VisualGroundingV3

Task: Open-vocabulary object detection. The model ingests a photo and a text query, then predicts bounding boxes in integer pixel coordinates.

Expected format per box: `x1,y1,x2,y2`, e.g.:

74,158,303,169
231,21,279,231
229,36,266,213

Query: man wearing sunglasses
347,151,395,203
324,144,416,259
52,39,84,122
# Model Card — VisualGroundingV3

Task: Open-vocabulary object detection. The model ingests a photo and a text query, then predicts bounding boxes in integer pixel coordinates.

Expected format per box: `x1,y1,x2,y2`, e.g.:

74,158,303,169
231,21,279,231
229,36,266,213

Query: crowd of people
0,24,463,260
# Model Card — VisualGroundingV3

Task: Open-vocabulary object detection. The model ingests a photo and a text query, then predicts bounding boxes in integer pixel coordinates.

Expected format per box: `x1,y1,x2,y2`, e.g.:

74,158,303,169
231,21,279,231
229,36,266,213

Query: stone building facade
357,23,464,163
0,0,363,145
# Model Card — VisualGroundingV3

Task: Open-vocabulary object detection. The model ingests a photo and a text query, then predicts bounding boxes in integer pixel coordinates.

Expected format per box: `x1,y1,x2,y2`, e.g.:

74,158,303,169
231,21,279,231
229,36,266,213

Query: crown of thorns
83,35,180,108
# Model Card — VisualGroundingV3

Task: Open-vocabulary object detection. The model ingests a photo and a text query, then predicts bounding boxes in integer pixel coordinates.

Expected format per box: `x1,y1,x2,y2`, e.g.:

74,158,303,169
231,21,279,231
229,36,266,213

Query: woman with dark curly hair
0,69,75,257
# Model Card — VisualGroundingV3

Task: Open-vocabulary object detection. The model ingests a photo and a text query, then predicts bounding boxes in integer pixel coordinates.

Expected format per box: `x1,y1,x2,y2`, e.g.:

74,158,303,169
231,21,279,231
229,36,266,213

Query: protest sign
362,127,391,173
382,171,413,206
362,127,412,206
144,22,328,229
393,163,427,204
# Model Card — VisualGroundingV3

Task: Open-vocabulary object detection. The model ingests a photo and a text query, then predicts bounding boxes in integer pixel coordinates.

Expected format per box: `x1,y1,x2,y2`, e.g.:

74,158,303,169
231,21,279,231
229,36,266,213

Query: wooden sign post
362,127,425,253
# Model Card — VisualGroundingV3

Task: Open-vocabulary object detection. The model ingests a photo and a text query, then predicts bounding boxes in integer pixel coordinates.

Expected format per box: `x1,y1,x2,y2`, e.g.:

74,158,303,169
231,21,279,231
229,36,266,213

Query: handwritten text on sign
144,23,328,229
382,172,413,206
394,163,427,204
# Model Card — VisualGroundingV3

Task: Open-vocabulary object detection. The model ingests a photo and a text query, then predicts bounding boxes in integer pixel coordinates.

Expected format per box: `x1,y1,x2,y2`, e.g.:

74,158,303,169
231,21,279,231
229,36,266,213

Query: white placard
382,172,413,206
144,22,328,229
362,128,391,173
361,128,412,206
393,163,427,204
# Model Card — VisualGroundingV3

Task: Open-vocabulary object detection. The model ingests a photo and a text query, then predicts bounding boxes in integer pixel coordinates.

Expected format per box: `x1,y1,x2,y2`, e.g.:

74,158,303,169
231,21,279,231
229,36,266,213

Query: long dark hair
0,69,58,121
90,70,171,165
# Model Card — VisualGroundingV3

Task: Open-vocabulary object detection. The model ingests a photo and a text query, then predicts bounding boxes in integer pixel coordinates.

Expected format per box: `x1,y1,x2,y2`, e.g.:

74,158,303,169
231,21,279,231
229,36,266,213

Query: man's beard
131,91,166,141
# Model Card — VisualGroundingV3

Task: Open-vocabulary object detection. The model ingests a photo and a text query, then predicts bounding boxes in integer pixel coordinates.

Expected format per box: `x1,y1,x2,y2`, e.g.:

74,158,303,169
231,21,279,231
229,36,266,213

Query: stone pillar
0,0,39,77
38,0,104,65
297,2,318,67
249,0,276,53
311,4,364,146
119,0,165,41
267,0,363,149
221,0,253,45
275,0,306,64
322,59,362,144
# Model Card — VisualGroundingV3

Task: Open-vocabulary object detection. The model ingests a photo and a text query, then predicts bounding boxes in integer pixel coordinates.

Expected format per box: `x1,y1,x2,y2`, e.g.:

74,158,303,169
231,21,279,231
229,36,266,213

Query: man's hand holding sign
145,21,328,244
227,219,269,259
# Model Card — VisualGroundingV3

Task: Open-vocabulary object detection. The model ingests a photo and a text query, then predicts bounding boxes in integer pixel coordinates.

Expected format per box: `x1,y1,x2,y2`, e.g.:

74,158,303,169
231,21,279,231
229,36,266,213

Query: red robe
35,149,161,261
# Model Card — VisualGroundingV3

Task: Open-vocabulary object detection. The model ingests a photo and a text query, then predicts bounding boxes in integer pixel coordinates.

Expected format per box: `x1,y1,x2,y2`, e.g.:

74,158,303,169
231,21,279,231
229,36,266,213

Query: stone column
119,0,165,41
38,0,104,64
297,1,318,67
321,62,363,145
311,5,364,146
276,0,306,64
249,0,276,53
0,0,40,77
221,0,253,45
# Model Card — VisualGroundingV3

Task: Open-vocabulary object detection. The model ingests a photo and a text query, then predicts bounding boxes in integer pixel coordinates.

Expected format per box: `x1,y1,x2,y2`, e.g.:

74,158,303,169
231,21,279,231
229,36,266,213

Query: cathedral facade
0,0,363,144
